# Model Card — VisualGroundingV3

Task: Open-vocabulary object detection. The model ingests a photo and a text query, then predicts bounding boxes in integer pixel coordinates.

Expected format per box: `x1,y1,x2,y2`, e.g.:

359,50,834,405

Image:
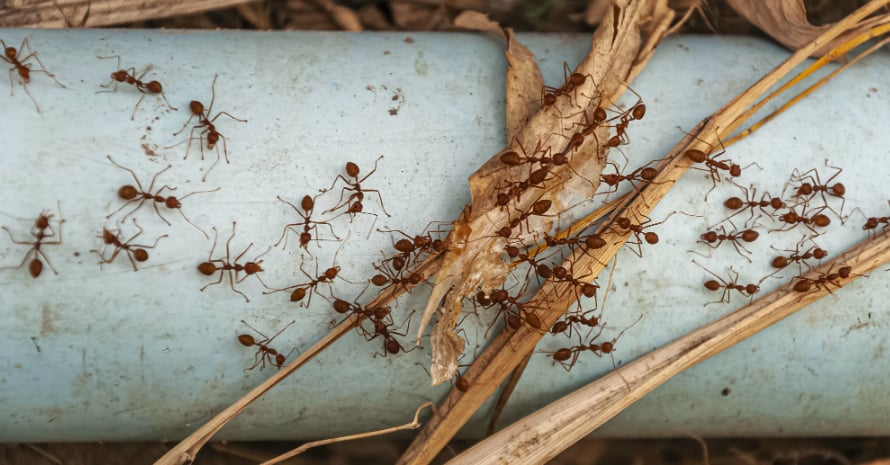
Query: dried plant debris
419,0,671,386
726,0,890,55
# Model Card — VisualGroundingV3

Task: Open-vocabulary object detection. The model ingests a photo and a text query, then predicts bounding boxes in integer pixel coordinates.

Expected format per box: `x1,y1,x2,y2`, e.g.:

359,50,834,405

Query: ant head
552,265,568,279
237,334,255,347
745,284,759,295
542,93,557,107
496,192,511,207
245,261,263,274
101,228,117,244
616,217,631,229
189,100,205,115
348,200,364,214
832,183,846,196
593,107,607,123
796,183,813,196
28,259,43,278
274,354,286,367
385,337,402,355
345,162,360,178
300,195,314,212
146,81,163,93
813,248,828,259
197,262,217,276
505,245,519,258
770,197,785,209
4,47,17,59
373,306,391,319
475,291,492,307
839,266,852,279
118,185,138,200
729,164,742,177
408,272,423,285
164,196,182,209
35,213,52,230
111,70,128,81
290,287,307,302
133,249,149,262
323,266,339,280
581,283,598,298
600,341,614,353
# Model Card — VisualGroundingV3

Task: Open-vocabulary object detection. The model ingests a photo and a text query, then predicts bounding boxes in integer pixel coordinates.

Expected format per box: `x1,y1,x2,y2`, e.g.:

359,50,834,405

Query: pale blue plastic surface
0,29,888,441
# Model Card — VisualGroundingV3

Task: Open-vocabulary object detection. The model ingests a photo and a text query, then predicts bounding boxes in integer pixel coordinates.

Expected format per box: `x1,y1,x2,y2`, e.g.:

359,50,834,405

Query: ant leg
210,111,248,123
130,92,147,120
362,188,391,217
227,270,250,303
201,145,222,182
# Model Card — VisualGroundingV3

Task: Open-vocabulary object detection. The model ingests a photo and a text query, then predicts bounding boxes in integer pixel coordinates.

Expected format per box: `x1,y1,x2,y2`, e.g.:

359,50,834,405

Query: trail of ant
1,37,65,113
321,156,391,235
274,193,340,252
1,205,64,278
105,155,217,239
91,218,167,271
237,320,296,370
169,74,246,181
198,222,272,303
96,55,176,120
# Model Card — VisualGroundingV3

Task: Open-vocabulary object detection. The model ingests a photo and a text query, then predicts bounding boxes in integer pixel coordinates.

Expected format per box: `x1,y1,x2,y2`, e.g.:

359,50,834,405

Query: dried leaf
726,0,890,55
420,0,658,386
453,10,505,38
504,28,544,140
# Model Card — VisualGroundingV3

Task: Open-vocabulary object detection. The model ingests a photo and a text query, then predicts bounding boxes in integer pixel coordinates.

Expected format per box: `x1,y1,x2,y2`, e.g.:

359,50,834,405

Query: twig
259,402,434,465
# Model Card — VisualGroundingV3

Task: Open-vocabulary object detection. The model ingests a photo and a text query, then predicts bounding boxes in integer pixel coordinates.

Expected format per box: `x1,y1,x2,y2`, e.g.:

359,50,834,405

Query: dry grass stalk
259,402,433,465
0,0,256,27
396,1,890,464
153,252,444,465
447,230,890,465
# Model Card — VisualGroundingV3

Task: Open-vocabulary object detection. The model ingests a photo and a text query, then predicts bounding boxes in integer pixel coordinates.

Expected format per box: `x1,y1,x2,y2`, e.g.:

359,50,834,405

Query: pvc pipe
0,29,888,441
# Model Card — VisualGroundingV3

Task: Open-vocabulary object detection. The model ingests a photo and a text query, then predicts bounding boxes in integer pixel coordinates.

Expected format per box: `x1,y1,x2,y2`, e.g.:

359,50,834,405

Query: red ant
96,55,176,120
609,212,675,256
792,266,851,293
197,222,271,303
496,166,553,203
603,86,647,147
171,74,247,181
370,262,424,292
105,156,217,239
551,310,600,340
550,264,600,299
274,194,340,250
367,312,417,357
91,219,167,271
266,253,347,306
853,202,890,237
1,37,65,112
541,62,592,109
770,237,827,273
693,260,762,306
1,207,64,278
507,198,554,235
721,182,785,227
694,224,759,263
785,164,846,217
599,157,662,198
771,206,831,234
322,156,392,223
683,137,742,199
547,315,642,371
237,320,295,370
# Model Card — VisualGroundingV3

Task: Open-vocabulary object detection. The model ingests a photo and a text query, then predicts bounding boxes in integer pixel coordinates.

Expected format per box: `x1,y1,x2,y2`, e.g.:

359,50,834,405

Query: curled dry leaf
726,0,890,56
419,0,656,386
